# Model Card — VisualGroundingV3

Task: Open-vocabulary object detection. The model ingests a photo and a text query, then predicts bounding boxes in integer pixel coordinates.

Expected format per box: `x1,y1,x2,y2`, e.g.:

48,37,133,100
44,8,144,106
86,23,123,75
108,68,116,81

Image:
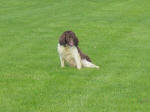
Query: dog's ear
74,36,79,46
59,33,66,45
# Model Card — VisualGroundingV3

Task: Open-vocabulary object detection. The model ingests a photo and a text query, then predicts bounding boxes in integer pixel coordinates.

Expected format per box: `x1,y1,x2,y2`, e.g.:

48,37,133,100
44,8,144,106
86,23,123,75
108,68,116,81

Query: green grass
0,0,150,112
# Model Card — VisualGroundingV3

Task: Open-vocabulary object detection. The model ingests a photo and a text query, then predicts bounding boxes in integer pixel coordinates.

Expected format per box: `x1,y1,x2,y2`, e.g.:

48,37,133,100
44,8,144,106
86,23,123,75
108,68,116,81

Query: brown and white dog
57,31,99,69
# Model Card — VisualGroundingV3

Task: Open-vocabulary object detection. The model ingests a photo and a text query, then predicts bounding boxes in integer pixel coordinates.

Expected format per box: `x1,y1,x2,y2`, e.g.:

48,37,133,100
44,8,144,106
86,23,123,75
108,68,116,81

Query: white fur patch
57,44,99,69
57,44,81,67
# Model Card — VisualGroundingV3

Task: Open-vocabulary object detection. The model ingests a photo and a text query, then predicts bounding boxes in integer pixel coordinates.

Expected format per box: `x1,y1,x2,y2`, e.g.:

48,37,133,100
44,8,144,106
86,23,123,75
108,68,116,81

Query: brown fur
59,31,78,46
59,31,92,62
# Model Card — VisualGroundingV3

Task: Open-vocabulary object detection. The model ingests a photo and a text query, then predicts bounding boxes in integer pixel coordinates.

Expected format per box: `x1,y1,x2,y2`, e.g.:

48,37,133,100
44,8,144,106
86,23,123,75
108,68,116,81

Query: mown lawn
0,0,150,112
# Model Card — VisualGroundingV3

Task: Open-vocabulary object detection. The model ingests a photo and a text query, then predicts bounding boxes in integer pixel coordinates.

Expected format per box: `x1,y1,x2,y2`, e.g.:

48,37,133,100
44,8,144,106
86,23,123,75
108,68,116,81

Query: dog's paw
77,67,81,70
96,66,100,69
61,66,65,68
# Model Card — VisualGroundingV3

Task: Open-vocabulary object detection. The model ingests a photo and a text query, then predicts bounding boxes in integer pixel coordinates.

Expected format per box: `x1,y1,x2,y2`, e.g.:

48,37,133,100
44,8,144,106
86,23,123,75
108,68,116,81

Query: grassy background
0,0,150,112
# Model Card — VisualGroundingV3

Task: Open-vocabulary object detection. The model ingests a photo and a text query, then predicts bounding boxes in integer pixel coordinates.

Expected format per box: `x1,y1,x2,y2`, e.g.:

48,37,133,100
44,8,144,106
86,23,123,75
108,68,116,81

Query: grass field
0,0,150,112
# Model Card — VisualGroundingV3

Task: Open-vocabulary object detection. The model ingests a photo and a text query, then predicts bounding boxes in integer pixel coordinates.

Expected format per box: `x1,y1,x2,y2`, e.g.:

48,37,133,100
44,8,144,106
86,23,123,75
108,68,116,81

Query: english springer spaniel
57,31,99,69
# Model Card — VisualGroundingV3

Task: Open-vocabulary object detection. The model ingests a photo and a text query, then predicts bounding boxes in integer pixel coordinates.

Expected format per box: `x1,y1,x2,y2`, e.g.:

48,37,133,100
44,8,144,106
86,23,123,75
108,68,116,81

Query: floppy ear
59,33,66,45
74,36,79,46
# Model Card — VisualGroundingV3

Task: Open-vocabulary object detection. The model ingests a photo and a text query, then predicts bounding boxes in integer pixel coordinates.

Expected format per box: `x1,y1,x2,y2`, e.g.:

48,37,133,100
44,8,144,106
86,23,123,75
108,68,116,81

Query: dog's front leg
59,55,64,68
75,56,81,69
72,48,82,69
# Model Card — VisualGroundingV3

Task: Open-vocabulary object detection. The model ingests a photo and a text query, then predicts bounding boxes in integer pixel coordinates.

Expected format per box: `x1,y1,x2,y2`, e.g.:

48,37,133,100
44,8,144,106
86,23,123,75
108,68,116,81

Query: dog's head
59,31,79,47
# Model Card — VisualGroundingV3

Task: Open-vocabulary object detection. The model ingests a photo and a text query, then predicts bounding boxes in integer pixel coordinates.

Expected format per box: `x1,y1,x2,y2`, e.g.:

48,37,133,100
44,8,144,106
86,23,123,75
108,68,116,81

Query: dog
57,31,99,69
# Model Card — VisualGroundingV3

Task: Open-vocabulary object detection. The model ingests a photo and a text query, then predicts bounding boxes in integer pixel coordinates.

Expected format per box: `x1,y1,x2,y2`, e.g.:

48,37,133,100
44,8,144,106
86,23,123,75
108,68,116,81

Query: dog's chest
62,47,75,65
58,45,79,66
